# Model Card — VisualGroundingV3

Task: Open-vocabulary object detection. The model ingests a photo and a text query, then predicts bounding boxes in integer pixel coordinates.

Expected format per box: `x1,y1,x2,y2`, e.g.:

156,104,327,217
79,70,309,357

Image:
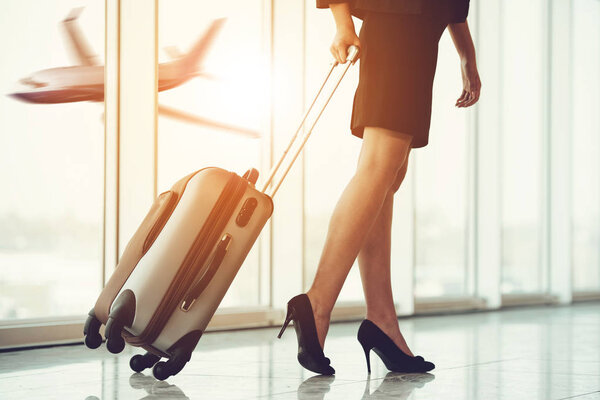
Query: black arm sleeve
316,0,350,9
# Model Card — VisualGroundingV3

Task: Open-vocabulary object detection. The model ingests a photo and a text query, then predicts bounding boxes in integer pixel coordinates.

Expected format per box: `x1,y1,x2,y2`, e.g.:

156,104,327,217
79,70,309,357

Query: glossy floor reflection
1,302,600,399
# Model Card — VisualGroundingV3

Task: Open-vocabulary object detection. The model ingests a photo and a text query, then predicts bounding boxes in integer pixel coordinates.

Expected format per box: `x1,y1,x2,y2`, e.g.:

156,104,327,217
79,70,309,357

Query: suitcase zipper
129,172,247,346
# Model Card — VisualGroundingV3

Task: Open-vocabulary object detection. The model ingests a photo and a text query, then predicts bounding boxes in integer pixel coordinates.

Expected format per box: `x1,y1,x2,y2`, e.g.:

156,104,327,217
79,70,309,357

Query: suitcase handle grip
180,234,232,312
260,45,359,198
339,44,359,65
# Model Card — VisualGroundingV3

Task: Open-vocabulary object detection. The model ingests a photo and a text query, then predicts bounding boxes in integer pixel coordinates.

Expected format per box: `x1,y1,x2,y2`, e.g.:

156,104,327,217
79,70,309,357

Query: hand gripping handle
261,45,359,198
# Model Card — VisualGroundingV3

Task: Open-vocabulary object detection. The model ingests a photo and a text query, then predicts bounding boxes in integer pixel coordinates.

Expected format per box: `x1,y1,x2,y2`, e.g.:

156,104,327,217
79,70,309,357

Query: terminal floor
1,302,600,399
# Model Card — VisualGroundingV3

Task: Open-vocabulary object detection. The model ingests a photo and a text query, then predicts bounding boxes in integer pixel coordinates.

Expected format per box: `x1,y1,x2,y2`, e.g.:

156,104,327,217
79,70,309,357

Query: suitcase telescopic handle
261,45,360,198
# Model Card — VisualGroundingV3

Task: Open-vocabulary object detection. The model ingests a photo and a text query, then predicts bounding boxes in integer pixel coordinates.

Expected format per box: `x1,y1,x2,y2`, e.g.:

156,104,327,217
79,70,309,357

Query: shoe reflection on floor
362,372,435,399
295,372,434,400
297,375,336,400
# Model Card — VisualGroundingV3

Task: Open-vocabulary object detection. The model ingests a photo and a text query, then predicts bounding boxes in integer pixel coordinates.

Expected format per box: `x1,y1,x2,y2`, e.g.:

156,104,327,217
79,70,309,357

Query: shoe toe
297,352,335,375
421,360,435,371
321,357,334,375
322,364,335,375
414,355,435,371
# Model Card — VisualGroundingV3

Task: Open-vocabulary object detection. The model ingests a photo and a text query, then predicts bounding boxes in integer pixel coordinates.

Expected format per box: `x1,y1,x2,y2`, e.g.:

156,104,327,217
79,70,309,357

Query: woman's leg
306,126,413,349
357,153,414,356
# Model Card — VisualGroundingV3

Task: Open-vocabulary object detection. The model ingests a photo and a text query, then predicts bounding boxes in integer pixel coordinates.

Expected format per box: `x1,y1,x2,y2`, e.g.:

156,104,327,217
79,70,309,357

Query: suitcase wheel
130,352,161,373
151,330,201,380
84,333,103,349
105,317,126,354
152,349,190,380
83,308,103,349
105,290,136,354
152,361,171,381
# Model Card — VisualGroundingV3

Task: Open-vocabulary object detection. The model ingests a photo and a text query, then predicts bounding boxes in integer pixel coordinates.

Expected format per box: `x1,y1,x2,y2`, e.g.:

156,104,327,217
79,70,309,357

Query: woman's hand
456,58,481,108
447,21,481,108
330,27,361,64
328,2,361,64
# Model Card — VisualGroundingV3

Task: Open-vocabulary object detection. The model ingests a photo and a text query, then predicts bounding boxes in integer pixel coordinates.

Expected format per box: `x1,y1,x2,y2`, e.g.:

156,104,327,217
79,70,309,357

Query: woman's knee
390,156,409,193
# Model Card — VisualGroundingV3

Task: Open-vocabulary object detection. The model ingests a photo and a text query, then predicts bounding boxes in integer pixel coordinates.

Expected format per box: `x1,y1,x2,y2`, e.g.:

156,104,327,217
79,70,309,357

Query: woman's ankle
305,290,332,320
366,312,400,329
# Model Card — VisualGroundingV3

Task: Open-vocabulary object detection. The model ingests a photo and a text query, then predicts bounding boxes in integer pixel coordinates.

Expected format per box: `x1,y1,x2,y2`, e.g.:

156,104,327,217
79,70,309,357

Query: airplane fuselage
11,61,193,104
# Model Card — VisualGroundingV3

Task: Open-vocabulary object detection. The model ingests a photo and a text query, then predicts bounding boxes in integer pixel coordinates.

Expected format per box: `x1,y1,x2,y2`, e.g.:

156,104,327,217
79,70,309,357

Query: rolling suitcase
83,45,359,380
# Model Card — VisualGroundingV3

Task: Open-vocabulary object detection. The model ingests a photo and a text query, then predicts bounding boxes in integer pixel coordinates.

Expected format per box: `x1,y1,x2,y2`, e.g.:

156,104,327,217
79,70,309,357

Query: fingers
330,42,361,64
330,45,346,64
457,92,471,107
330,46,339,64
456,85,481,108
463,88,480,107
456,90,469,107
330,28,361,65
337,46,348,64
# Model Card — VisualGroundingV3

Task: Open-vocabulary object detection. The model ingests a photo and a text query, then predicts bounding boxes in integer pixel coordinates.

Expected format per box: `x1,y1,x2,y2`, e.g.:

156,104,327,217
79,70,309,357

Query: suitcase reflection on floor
129,373,190,400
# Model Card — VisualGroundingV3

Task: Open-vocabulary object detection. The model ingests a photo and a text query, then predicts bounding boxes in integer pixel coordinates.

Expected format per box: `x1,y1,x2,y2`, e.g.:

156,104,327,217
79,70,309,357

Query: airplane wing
158,104,261,138
62,8,100,66
183,18,227,74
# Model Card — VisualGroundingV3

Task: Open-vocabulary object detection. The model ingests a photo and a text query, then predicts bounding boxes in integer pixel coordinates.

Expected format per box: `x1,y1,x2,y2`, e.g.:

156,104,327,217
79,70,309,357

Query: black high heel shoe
277,294,335,375
357,319,435,373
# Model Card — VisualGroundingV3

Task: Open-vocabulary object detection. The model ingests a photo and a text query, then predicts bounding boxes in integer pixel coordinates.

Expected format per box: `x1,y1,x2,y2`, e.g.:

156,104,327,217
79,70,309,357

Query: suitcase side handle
260,45,359,199
180,233,232,312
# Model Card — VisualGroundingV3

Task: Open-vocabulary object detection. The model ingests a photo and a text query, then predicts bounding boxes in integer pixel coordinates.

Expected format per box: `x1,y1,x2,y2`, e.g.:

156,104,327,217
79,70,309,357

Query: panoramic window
413,28,471,298
500,0,546,294
0,1,104,320
157,0,268,307
571,0,600,292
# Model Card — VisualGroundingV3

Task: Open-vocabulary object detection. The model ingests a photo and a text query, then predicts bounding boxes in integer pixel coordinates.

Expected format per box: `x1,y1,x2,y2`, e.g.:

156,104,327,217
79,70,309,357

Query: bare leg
358,154,414,356
306,127,413,349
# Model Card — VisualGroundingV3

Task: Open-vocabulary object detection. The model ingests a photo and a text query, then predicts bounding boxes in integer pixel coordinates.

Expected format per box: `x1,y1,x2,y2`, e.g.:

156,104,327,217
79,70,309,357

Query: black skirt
350,11,448,148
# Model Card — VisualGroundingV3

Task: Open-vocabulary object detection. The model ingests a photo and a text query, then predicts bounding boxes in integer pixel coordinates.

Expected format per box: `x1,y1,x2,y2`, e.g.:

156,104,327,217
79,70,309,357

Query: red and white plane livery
9,8,259,138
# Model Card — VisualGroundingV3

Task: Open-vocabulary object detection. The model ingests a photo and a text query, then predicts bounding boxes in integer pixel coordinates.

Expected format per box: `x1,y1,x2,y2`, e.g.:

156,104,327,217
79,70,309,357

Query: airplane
9,8,260,138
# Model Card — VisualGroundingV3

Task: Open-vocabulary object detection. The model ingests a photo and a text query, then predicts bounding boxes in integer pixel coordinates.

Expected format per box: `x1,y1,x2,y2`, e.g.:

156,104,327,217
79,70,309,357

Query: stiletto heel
278,294,335,375
361,343,372,373
278,307,292,338
357,319,435,373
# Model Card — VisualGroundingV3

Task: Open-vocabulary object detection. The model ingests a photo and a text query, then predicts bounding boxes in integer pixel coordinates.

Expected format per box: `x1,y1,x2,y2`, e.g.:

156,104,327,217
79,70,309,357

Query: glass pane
303,7,365,302
414,29,470,298
158,0,267,307
0,1,104,319
572,0,600,292
500,0,545,294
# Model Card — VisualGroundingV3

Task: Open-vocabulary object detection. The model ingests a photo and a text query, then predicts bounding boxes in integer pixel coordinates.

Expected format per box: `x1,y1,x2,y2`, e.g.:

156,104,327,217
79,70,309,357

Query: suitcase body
83,45,359,380
84,167,273,379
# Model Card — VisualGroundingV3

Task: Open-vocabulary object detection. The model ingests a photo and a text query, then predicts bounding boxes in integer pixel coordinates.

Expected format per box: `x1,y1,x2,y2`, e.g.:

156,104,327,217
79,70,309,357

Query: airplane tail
62,8,100,66
181,18,226,74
